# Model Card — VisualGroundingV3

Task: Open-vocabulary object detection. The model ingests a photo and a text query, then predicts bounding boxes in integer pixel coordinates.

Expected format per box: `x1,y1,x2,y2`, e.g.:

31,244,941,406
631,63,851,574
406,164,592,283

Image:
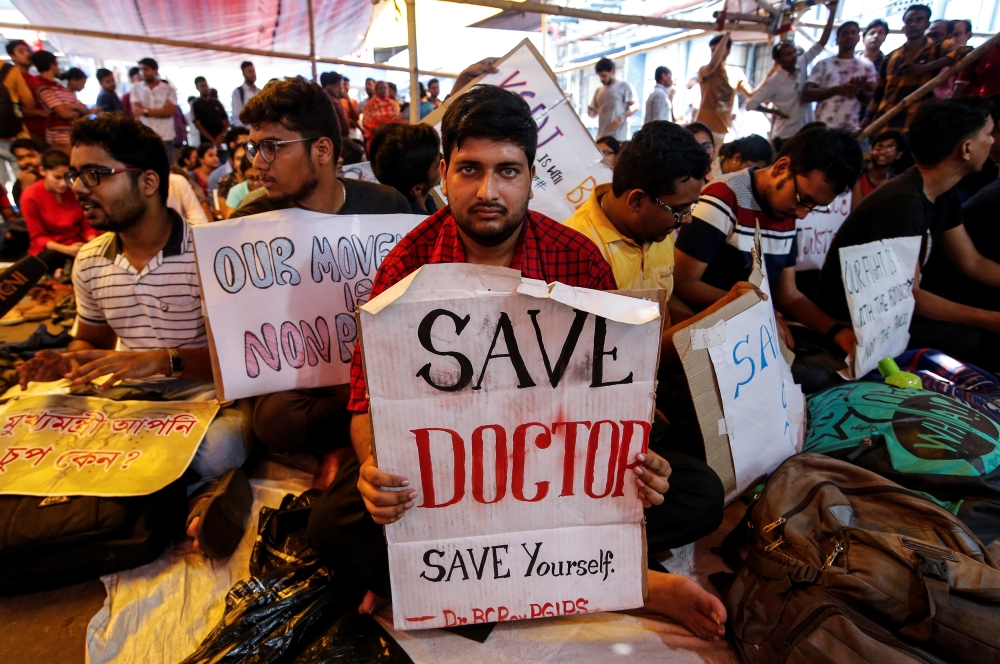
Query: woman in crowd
223,152,262,217
596,135,622,168
188,142,220,216
718,134,773,174
216,142,247,203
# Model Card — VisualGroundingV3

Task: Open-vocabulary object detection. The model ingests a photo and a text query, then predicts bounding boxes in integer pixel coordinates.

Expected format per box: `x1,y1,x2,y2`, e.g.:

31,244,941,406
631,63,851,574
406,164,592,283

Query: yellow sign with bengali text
0,395,219,497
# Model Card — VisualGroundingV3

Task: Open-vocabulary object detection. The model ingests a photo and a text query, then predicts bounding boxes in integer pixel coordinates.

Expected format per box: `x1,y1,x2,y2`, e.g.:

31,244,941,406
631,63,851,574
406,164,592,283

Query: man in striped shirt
16,115,253,559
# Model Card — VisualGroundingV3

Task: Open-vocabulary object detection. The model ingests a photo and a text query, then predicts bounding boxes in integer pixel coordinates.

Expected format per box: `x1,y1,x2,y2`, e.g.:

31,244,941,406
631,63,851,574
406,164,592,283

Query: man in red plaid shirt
362,80,401,150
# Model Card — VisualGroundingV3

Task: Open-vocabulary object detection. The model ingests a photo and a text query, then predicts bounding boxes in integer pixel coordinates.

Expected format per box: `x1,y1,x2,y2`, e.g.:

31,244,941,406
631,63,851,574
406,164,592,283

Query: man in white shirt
644,66,674,124
131,58,178,164
588,58,636,141
230,61,259,124
803,21,877,132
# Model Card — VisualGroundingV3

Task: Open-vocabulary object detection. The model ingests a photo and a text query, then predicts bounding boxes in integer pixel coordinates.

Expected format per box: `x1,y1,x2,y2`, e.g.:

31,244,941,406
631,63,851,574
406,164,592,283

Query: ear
141,170,160,199
409,182,425,200
529,163,535,200
439,157,448,198
625,189,646,212
313,136,336,166
771,155,791,178
960,139,974,162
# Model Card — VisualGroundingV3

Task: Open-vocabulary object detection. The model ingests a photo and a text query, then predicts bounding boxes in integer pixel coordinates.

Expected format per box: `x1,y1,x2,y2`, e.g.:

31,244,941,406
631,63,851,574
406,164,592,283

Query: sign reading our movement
192,209,425,400
359,264,664,630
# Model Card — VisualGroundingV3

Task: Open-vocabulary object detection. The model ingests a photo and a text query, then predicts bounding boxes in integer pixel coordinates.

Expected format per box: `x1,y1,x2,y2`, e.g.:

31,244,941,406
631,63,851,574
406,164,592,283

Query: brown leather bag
726,454,1000,664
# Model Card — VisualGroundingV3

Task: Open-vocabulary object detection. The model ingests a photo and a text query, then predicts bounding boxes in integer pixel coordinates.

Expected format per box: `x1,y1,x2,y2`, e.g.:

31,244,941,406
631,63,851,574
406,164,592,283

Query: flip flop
186,467,254,558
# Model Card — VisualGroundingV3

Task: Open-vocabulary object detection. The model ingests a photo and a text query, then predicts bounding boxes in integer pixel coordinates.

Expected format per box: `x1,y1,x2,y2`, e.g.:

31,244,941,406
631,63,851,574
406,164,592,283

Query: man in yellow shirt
0,62,37,188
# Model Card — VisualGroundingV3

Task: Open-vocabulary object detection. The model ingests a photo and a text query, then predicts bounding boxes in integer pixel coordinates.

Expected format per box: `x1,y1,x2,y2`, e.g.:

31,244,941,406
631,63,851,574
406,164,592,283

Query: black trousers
252,386,353,454
306,444,724,600
36,249,70,274
908,317,1000,373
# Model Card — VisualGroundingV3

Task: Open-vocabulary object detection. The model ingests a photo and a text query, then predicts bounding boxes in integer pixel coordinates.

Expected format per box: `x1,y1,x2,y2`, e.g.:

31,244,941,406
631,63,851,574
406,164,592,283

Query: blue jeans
163,140,174,167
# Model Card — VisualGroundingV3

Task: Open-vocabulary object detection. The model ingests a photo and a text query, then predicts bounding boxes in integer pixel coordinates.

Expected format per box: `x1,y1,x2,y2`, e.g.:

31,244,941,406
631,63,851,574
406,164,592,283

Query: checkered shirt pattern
866,41,957,131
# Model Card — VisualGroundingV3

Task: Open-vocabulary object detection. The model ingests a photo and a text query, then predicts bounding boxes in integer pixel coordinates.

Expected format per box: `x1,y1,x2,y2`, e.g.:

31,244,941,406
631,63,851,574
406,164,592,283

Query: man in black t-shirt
817,98,1000,370
230,77,410,475
191,76,230,155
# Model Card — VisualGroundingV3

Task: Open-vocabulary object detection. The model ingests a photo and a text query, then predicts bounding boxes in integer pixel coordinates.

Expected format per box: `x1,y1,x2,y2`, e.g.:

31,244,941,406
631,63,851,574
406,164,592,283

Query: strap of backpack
899,553,951,644
0,63,11,85
745,549,821,592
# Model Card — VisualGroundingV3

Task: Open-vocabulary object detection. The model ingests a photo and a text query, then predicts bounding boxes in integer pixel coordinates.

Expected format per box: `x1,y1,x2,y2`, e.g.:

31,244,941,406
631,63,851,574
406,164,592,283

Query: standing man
644,66,674,124
120,67,141,119
361,81,401,150
859,19,890,74
588,58,636,142
6,40,48,150
191,76,230,160
95,69,124,113
0,47,37,185
696,34,755,147
426,78,441,108
358,78,376,114
31,52,88,156
803,22,878,133
230,61,258,125
131,58,178,164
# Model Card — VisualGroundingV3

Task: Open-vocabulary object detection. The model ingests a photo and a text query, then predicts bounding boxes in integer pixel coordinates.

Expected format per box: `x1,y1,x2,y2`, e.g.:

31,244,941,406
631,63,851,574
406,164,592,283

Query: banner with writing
422,40,612,222
359,263,664,630
795,191,851,272
192,208,426,400
342,161,378,184
0,395,218,497
839,236,921,379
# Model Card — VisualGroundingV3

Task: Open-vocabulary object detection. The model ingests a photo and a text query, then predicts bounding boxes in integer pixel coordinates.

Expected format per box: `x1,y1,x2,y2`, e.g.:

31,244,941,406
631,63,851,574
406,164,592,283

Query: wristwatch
166,348,184,378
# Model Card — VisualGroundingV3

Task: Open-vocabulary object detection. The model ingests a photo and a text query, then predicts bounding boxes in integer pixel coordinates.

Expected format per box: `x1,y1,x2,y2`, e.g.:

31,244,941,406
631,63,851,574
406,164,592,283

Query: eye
501,168,517,177
460,166,476,174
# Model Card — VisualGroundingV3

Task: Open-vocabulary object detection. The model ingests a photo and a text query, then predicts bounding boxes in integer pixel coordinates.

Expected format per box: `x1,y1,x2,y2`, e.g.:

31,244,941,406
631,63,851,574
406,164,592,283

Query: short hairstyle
903,4,932,21
365,77,376,84
370,123,441,199
59,67,87,82
989,93,1000,123
240,60,253,71
138,57,158,70
684,122,714,143
177,145,197,167
950,19,973,34
864,19,889,36
225,125,249,145
194,76,207,86
96,68,113,81
239,76,342,165
196,142,216,162
654,66,671,82
388,82,397,92
128,66,140,78
596,136,622,154
909,97,992,166
429,78,439,86
837,21,860,38
70,114,170,203
341,139,364,165
320,71,342,87
772,40,796,60
709,34,730,49
612,121,711,198
930,19,951,32
595,58,615,74
440,84,537,167
722,134,772,164
871,130,907,153
798,121,827,133
41,149,70,170
29,51,57,74
5,39,27,57
10,138,38,154
777,127,864,193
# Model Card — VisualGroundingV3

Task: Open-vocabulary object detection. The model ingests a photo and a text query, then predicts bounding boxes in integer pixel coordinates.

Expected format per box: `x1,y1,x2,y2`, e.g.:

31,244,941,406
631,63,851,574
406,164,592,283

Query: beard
269,160,320,208
77,184,146,233
453,196,529,247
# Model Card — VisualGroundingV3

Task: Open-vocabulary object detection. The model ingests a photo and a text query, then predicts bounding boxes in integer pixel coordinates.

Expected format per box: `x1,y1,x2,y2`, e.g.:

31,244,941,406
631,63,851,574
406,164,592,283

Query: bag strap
899,553,951,643
745,549,821,592
0,63,11,86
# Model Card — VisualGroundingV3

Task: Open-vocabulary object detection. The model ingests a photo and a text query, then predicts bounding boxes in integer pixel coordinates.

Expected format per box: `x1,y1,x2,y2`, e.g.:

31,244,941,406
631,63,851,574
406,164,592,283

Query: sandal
186,467,254,558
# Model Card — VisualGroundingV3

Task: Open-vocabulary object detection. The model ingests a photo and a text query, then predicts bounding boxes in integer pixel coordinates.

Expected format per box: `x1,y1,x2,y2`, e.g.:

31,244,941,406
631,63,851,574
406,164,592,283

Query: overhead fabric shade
12,0,376,66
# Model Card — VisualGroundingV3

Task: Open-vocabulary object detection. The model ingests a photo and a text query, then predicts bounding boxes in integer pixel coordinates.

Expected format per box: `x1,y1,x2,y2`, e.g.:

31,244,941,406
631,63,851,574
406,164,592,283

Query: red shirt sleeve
20,185,52,256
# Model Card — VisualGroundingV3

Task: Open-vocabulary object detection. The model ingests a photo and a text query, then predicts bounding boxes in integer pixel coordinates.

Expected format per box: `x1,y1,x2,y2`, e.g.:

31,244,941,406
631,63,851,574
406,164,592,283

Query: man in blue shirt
95,69,123,113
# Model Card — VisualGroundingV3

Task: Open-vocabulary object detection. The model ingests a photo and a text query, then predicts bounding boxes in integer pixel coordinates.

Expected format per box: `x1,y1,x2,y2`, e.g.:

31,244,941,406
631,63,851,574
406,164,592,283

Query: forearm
350,412,373,464
674,279,729,311
914,288,998,330
963,255,1000,289
67,338,98,352
146,106,175,118
775,292,839,333
801,87,840,103
45,241,77,255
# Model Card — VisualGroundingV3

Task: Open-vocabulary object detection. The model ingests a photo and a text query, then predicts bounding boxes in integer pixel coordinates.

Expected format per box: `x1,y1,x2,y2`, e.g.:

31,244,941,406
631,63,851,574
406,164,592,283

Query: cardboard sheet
795,191,851,272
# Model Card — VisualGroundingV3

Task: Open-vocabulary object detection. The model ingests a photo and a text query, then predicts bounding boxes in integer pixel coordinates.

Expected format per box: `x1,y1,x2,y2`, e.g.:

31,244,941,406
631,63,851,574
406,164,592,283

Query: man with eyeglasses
674,126,863,358
16,114,255,559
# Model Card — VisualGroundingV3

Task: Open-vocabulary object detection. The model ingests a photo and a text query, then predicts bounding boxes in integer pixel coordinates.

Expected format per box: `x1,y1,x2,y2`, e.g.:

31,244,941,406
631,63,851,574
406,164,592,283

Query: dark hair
177,145,198,167
138,57,158,71
950,19,972,34
365,77,376,84
59,67,87,82
5,39,27,57
10,138,38,154
709,34,731,49
194,76,206,86
320,71,342,87
239,152,253,174
798,121,827,133
777,127,864,193
871,130,907,153
596,136,622,154
70,114,170,203
864,19,889,36
96,68,113,82
196,142,216,161
837,21,860,38
989,93,1000,123
612,122,710,198
240,60,253,71
429,78,439,86
684,122,714,143
772,40,795,60
721,134,773,164
240,76,342,166
225,125,249,146
654,66,671,82
341,139,364,165
440,84,537,167
388,82,397,92
128,66,140,78
903,4,932,21
370,123,441,201
909,97,991,166
41,149,70,170
595,58,615,74
29,51,57,74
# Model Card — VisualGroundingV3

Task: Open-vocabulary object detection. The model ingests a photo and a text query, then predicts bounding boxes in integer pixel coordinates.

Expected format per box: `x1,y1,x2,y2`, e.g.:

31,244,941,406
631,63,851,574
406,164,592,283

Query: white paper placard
422,40,612,222
342,161,378,183
192,208,426,400
359,263,662,630
795,191,851,272
839,236,921,379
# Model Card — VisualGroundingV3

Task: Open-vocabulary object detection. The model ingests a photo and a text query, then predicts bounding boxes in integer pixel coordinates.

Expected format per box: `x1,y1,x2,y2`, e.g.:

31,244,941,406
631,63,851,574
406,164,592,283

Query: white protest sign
795,191,851,271
422,40,612,222
192,208,426,400
839,236,921,379
342,161,378,184
359,263,663,630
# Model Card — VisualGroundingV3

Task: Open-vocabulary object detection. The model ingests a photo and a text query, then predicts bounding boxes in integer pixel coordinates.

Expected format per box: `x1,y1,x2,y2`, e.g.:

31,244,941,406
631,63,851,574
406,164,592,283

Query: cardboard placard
192,208,426,400
421,40,612,222
839,236,921,379
795,191,851,272
358,263,664,630
0,395,218,496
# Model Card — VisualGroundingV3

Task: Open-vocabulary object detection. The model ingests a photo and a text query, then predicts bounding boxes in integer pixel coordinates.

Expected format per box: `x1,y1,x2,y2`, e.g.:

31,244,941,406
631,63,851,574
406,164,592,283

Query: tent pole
540,0,547,61
406,0,420,124
307,0,318,81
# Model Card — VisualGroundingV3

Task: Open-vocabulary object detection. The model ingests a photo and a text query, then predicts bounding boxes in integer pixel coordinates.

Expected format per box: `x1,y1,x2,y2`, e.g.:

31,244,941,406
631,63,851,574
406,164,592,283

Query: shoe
186,467,254,559
0,308,24,326
21,290,57,321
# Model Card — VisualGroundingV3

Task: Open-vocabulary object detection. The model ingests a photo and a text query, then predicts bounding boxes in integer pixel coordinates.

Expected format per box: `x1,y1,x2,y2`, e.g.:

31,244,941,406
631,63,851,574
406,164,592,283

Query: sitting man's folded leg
253,385,353,455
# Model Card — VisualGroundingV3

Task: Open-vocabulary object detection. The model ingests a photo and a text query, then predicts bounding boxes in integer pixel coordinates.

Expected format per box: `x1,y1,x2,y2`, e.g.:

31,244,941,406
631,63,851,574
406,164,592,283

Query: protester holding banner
368,123,441,215
818,97,1000,371
15,114,254,558
307,85,729,641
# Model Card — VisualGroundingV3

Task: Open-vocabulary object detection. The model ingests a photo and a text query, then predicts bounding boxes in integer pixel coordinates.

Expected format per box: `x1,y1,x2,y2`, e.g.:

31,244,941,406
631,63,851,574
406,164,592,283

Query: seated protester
188,142,219,203
229,77,409,473
718,134,773,174
818,97,1000,371
224,152,262,215
957,92,1000,200
368,122,441,215
684,122,718,179
16,115,254,558
12,138,42,208
167,172,210,225
596,135,622,168
173,145,199,176
216,142,247,203
207,125,249,194
172,146,212,222
852,130,906,208
20,149,99,273
674,127,863,359
307,86,730,642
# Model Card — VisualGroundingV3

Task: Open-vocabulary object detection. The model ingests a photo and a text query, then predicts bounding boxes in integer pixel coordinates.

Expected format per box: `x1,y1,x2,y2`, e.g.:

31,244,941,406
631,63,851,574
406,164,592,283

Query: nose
795,208,811,220
476,172,498,202
71,176,90,197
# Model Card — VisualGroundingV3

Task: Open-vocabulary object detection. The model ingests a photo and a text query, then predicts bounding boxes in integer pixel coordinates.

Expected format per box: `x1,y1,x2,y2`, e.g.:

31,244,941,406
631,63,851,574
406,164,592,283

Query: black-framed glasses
245,138,314,163
64,168,143,188
698,141,715,154
653,196,698,224
791,171,831,213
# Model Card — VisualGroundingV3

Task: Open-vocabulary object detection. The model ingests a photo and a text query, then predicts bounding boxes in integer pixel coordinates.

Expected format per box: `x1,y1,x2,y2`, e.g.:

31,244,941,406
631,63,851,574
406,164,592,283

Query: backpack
0,63,24,139
726,453,1000,664
0,480,186,594
803,382,1000,545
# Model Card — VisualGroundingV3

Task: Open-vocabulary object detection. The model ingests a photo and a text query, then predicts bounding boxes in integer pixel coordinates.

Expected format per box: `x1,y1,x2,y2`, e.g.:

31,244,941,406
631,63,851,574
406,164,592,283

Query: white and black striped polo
72,209,207,351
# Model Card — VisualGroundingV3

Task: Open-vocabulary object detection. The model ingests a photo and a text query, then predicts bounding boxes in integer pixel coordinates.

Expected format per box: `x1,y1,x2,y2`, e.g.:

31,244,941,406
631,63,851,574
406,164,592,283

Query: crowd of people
0,1,999,646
